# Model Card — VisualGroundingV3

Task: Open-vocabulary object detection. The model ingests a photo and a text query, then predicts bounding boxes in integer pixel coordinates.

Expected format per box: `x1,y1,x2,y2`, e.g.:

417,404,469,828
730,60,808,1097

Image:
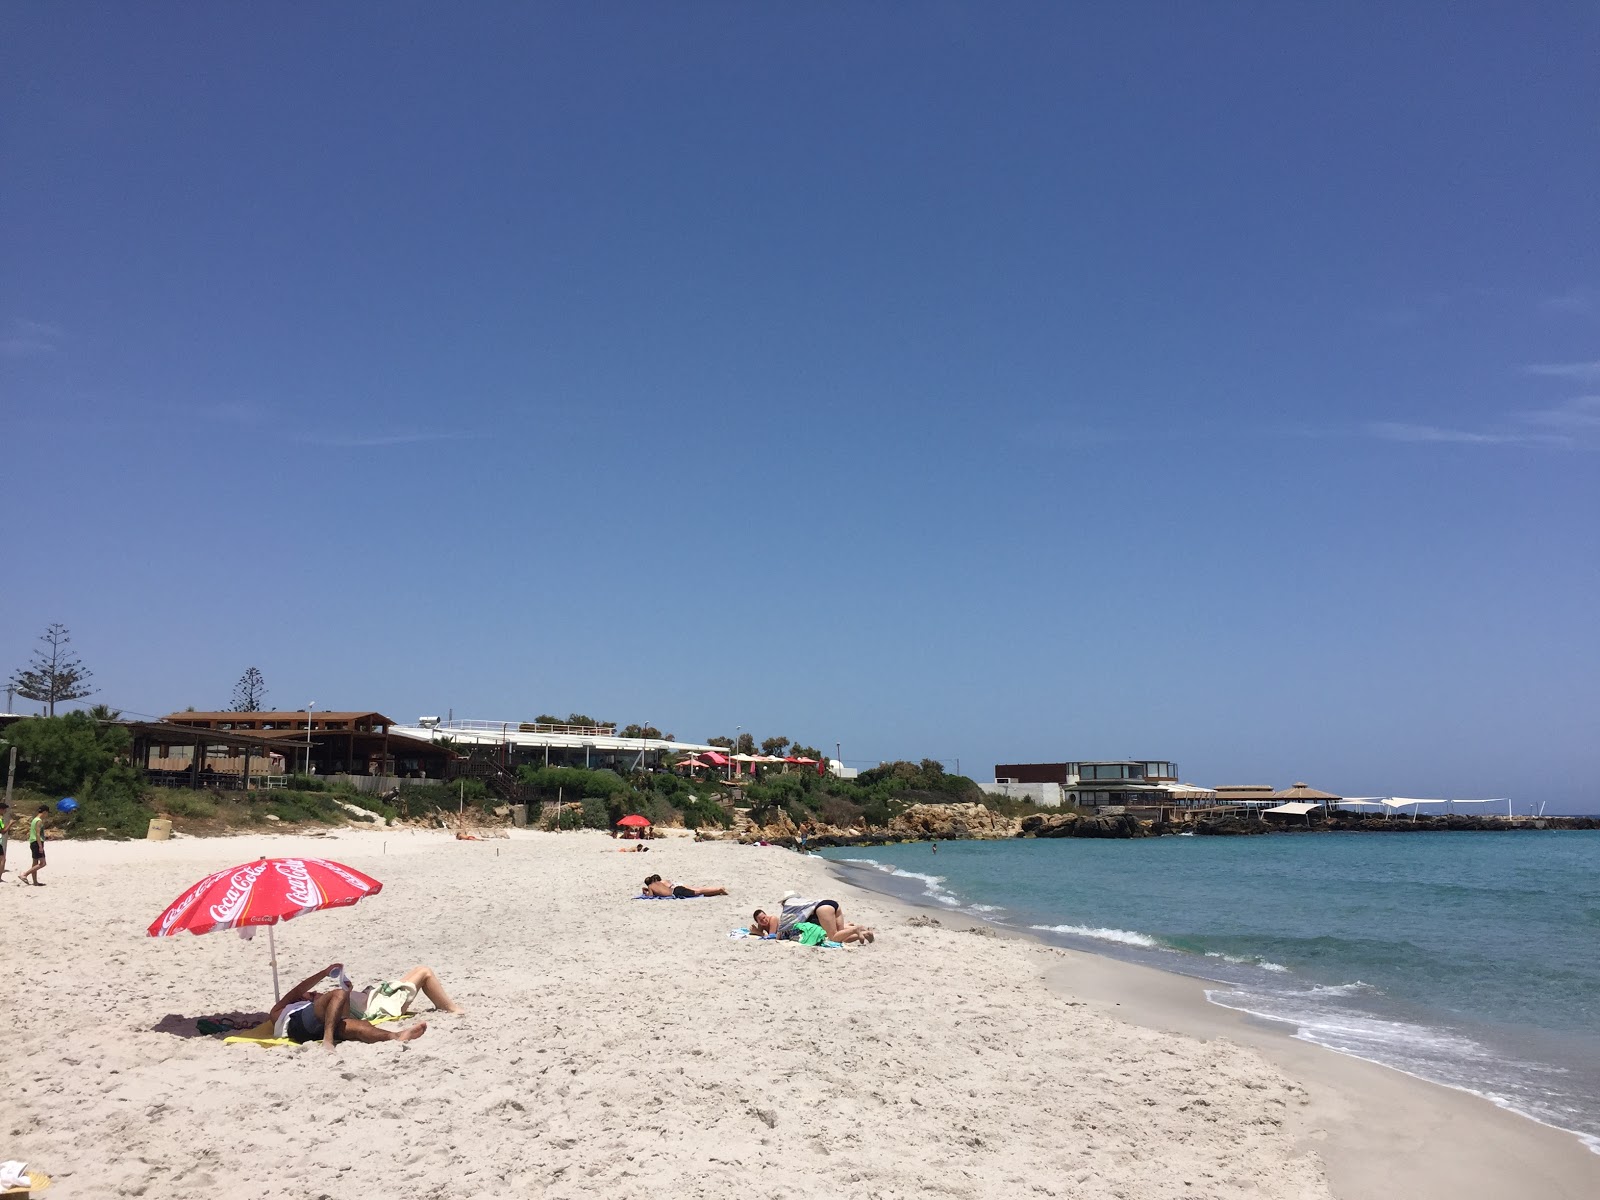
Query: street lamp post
732,726,741,779
836,742,842,776
305,702,316,778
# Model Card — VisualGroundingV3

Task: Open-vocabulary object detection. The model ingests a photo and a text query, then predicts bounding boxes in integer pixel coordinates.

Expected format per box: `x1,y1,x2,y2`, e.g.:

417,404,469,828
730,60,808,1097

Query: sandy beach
4,828,1596,1199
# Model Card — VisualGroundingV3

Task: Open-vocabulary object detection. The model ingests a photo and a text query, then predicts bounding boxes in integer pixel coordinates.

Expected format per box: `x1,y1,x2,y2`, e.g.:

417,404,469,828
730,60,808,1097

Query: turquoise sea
818,832,1600,1152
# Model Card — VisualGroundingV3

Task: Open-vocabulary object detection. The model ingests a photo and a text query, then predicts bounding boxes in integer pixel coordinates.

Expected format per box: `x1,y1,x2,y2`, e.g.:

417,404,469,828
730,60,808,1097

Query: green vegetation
2,711,127,794
515,763,734,831
742,758,995,830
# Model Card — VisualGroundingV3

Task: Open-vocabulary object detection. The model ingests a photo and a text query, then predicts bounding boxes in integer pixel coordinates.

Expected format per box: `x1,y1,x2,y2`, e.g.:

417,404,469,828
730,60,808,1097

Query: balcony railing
436,719,620,737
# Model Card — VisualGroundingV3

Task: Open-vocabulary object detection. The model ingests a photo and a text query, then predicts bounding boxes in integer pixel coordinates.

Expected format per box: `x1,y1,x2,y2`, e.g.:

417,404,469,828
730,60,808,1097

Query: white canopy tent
1264,801,1319,816
1386,797,1511,819
1264,796,1514,820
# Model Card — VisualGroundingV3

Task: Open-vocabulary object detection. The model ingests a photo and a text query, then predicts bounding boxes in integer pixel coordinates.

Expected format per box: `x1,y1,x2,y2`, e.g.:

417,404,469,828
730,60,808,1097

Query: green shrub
268,790,342,824
77,763,151,839
153,788,219,819
3,713,130,795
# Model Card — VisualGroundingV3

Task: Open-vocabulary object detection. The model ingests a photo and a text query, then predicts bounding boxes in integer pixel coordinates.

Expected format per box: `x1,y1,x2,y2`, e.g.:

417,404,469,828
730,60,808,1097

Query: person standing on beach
0,801,10,882
18,805,48,886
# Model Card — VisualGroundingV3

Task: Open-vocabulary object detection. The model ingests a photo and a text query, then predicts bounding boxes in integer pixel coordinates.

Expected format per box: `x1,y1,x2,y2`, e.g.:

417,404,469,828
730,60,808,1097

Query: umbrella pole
269,924,281,1002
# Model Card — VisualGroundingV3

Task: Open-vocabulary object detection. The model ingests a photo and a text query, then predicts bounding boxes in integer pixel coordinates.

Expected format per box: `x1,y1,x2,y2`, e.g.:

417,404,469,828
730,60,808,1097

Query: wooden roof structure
1272,781,1342,802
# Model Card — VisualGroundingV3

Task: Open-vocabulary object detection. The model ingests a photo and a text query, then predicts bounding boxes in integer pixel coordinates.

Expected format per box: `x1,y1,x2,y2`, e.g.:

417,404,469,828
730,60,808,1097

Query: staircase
448,750,532,804
731,807,757,838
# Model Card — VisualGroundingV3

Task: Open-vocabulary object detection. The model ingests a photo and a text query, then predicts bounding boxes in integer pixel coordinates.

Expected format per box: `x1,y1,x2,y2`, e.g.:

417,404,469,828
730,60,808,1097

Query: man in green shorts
19,805,48,886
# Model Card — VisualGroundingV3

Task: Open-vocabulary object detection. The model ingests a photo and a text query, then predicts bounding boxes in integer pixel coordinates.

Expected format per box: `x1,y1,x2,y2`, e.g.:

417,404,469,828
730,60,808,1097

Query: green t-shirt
29,815,43,844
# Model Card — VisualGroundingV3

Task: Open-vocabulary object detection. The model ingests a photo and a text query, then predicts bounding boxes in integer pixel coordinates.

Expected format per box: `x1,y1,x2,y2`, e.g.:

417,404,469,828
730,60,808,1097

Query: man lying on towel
269,963,430,1051
641,874,728,898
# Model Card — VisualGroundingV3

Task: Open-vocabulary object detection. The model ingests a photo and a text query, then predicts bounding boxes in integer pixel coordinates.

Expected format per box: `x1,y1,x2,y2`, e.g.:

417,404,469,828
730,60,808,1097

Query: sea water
817,831,1600,1152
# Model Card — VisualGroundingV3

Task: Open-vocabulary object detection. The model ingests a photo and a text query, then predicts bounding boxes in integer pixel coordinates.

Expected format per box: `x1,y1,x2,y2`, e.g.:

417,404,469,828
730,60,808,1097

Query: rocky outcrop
1019,812,1079,837
721,804,1600,847
888,802,1020,841
1018,811,1155,838
1194,817,1274,836
1068,813,1154,838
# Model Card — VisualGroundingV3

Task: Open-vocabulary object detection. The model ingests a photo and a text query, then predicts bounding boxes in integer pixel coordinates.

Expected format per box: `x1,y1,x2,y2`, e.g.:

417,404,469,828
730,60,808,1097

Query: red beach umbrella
148,857,383,999
616,814,652,828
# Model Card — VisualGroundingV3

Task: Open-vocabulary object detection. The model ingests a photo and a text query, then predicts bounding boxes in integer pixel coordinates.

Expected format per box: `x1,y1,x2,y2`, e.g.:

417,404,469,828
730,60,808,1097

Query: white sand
3,829,1590,1198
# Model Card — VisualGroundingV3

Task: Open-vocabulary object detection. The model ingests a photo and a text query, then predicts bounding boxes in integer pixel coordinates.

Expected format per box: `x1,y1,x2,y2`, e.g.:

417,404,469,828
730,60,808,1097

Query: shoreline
820,851,1600,1199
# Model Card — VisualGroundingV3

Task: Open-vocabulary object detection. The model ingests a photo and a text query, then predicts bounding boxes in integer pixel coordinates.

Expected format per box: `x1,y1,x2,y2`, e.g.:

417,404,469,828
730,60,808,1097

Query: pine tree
231,667,268,712
9,623,95,716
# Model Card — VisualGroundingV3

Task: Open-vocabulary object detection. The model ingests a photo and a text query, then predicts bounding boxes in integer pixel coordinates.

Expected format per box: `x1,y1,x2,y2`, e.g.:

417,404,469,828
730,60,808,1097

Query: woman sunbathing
755,896,876,943
642,874,728,898
346,964,464,1019
268,963,427,1051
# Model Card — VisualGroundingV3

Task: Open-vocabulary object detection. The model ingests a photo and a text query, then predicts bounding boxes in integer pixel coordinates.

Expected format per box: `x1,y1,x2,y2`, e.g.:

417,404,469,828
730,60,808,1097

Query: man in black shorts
268,963,428,1051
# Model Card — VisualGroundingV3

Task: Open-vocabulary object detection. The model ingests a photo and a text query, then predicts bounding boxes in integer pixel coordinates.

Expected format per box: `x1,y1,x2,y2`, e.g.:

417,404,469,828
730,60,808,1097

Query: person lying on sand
642,874,728,898
346,964,464,1019
269,963,427,1051
615,844,649,853
756,896,876,944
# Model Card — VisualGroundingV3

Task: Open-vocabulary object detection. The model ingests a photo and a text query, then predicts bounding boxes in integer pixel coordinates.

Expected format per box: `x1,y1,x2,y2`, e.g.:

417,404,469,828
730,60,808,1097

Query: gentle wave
1204,950,1290,973
1305,981,1378,997
1029,923,1161,948
838,857,962,906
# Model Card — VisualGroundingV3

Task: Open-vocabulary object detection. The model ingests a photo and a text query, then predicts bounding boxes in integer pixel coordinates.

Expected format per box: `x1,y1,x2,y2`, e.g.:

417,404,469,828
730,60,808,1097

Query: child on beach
18,805,48,886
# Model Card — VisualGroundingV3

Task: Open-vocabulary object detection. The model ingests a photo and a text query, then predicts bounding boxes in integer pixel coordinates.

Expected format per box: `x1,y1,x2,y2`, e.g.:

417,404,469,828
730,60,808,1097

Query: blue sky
3,5,1597,809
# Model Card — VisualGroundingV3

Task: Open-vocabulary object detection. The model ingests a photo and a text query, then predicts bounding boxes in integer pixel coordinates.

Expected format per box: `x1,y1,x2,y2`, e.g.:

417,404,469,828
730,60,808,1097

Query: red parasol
148,857,383,999
616,814,652,828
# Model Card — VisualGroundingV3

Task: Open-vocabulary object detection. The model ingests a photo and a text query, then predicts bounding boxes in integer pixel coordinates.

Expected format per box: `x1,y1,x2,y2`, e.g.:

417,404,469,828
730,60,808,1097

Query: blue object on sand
57,797,79,813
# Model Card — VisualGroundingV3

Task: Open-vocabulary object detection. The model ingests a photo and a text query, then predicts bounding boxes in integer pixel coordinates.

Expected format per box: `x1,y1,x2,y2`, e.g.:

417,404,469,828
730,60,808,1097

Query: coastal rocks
1019,812,1079,837
887,802,1020,841
1019,811,1152,838
1194,817,1273,836
1069,813,1153,838
336,800,383,824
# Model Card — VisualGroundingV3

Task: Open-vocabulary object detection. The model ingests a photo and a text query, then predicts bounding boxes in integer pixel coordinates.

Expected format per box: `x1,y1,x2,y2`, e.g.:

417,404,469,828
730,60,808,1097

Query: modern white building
388,718,725,773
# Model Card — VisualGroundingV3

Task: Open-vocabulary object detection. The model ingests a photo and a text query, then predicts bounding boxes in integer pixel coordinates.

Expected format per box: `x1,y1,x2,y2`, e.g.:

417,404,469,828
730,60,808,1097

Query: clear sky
3,5,1597,810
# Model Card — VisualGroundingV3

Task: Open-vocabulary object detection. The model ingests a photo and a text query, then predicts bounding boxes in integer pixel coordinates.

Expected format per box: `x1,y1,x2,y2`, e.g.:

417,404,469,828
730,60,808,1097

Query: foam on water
838,857,962,907
1029,923,1161,948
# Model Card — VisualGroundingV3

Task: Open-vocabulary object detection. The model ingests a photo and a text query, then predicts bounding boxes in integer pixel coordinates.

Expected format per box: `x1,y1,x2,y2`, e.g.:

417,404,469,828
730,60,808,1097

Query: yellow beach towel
223,1012,411,1048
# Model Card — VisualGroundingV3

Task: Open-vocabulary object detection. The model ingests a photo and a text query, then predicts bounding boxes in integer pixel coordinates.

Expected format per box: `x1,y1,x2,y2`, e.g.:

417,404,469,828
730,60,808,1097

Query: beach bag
362,981,417,1020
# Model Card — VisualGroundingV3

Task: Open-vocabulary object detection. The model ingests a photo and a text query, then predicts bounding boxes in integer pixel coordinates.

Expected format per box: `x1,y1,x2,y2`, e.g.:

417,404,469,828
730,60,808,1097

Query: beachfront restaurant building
1065,762,1217,810
995,760,1214,810
160,710,458,780
386,717,727,775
